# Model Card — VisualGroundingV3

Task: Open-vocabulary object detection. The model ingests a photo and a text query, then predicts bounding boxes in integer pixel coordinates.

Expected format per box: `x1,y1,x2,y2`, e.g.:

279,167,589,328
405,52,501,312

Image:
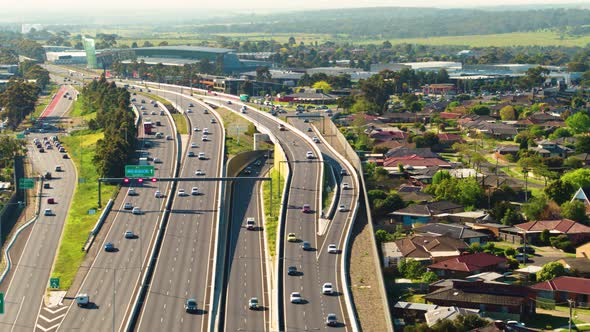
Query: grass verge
263,169,284,257
50,129,118,290
322,163,335,212
32,83,59,119
215,107,255,158
170,113,188,135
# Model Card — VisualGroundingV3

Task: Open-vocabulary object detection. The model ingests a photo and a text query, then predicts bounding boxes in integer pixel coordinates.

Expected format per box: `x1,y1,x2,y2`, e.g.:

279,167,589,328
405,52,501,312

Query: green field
51,130,118,290
215,106,255,157
84,27,590,47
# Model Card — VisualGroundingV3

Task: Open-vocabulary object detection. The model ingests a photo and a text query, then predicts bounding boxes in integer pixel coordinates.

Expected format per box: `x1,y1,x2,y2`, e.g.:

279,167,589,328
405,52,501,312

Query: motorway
55,99,177,331
0,85,77,332
223,159,269,332
133,91,223,332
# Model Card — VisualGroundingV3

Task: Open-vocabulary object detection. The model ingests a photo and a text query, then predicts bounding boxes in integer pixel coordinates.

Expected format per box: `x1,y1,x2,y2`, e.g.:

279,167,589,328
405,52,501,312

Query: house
532,276,590,305
396,184,434,203
437,133,463,146
500,219,590,245
390,201,464,227
385,147,440,159
469,223,511,239
556,257,590,277
381,235,468,266
577,242,590,258
414,222,487,244
425,306,480,327
383,155,452,169
571,187,590,214
425,279,536,320
428,253,507,278
529,140,572,158
284,88,338,104
495,145,520,157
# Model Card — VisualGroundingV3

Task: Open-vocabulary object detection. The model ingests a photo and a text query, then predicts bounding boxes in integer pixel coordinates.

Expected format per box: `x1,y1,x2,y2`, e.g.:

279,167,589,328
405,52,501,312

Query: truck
240,94,250,102
143,121,153,135
76,294,90,307
139,158,149,165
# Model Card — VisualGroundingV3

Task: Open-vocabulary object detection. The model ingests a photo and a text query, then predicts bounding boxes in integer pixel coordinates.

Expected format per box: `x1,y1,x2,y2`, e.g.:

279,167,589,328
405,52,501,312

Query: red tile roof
516,219,590,234
532,276,590,296
428,253,507,272
439,112,462,119
437,133,463,142
383,155,451,168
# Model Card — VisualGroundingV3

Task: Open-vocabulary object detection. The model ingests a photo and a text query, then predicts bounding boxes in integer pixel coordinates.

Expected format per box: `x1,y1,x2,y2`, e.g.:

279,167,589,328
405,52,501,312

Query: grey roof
385,147,440,158
392,201,463,217
414,223,487,239
133,45,234,53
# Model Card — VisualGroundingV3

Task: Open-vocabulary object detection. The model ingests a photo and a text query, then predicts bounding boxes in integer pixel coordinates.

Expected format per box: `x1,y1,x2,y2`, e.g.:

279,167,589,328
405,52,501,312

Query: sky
3,0,587,11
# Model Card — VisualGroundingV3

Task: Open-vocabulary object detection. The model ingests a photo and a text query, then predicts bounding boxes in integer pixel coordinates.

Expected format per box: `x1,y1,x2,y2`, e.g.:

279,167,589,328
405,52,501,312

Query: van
55,165,62,172
76,294,90,307
246,217,255,230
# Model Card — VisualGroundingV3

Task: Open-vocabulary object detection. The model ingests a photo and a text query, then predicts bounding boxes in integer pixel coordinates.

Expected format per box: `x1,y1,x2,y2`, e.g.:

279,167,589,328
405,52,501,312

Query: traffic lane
225,162,268,332
0,140,76,330
57,109,176,331
136,98,222,332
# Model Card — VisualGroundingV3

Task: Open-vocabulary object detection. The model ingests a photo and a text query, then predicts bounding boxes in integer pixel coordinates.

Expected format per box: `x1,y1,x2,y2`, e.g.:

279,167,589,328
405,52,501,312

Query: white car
338,204,347,212
124,202,133,210
322,283,333,295
290,292,303,304
153,157,162,163
198,152,206,160
202,135,208,141
44,208,53,216
191,187,199,195
128,188,137,196
132,207,142,215
155,190,163,198
178,189,186,196
306,151,314,159
203,128,209,135
210,118,216,123
193,127,200,132
195,169,204,176
327,244,338,254
246,217,255,230
191,143,198,148
312,136,320,143
342,183,350,190
187,109,193,113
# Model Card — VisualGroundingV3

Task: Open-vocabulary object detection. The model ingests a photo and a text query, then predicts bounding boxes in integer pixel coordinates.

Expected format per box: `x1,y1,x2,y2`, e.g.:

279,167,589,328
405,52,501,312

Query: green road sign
0,292,4,314
50,278,60,289
19,178,34,189
125,165,155,178
16,133,25,139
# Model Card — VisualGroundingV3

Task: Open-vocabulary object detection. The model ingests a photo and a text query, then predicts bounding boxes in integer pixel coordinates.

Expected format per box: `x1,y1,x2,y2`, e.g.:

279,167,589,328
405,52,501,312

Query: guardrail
0,176,43,286
125,96,182,331
324,160,340,221
82,199,114,252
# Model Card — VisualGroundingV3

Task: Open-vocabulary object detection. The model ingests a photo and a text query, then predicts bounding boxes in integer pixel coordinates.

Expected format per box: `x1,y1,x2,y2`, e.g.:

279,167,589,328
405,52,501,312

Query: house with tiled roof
532,276,590,304
428,253,507,278
414,223,488,244
381,235,468,266
390,201,464,226
507,219,590,245
529,139,572,158
425,279,536,320
437,133,463,146
439,112,462,120
383,155,452,169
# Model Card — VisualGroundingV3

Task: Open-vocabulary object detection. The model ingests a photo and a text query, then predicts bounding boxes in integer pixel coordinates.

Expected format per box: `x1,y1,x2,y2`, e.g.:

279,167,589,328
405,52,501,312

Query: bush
550,235,574,253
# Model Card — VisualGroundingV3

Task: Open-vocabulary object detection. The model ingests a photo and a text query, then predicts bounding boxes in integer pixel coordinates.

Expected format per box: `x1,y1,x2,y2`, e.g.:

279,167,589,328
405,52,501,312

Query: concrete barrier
82,199,114,252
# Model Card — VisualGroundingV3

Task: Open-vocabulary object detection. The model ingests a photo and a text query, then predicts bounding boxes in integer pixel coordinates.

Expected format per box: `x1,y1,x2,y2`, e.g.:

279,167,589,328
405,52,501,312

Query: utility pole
568,299,575,332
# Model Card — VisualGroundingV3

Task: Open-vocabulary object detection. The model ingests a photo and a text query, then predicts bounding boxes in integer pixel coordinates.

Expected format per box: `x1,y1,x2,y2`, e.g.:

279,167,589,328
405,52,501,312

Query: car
278,124,285,131
159,111,164,116
190,143,198,148
287,266,298,276
248,297,259,310
210,118,216,124
151,111,157,115
517,246,535,254
338,205,347,212
287,233,297,242
195,169,204,176
104,242,115,252
166,135,173,140
188,151,195,157
290,292,303,304
254,160,262,166
155,190,163,198
178,189,186,196
44,208,53,216
124,231,134,239
307,127,312,132
301,241,311,251
327,244,338,254
153,158,162,163
340,169,347,176
46,145,53,150
55,165,62,172
43,183,50,189
39,148,45,153
191,187,199,195
515,253,532,263
322,282,333,295
132,207,142,215
59,147,66,153
185,298,197,313
241,106,247,113
188,103,194,107
124,202,133,210
63,154,69,159
244,167,252,174
302,204,311,213
226,100,232,104
186,109,193,113
326,313,337,327
306,151,314,159
193,127,201,132
141,108,146,113
128,188,138,196
246,217,255,230
342,183,350,190
312,136,320,143
203,128,209,134
303,118,309,123
201,135,208,141
203,109,209,114
198,152,206,160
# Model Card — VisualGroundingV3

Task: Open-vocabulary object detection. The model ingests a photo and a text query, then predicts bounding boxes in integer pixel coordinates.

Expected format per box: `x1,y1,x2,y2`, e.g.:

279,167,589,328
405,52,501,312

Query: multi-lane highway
134,92,223,332
0,85,77,332
55,98,177,331
223,159,269,332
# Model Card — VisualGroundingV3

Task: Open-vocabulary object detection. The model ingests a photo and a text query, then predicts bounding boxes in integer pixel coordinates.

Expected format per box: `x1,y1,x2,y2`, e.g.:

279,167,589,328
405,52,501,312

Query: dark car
63,154,69,159
104,242,115,252
287,266,298,276
517,246,535,254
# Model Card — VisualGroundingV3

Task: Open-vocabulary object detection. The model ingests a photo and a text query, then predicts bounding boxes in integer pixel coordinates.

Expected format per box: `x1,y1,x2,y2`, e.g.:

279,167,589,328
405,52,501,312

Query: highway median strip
262,169,283,257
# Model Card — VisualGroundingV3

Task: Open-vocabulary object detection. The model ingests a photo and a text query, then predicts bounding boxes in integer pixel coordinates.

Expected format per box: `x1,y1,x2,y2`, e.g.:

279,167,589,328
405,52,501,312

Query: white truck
76,294,89,307
139,158,149,165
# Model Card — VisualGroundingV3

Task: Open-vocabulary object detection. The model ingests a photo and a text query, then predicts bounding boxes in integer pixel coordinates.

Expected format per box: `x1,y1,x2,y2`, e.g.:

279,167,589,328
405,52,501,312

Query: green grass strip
263,169,284,257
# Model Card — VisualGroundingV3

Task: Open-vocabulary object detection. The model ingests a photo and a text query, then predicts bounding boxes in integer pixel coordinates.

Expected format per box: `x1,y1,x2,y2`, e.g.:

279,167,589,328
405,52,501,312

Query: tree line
82,76,137,178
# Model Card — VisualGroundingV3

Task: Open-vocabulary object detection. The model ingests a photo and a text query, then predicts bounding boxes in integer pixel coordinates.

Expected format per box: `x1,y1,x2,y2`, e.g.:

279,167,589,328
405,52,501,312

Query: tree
537,261,567,282
521,66,549,88
398,259,425,279
561,168,590,189
142,41,153,47
522,196,548,220
375,229,394,244
575,136,590,154
499,105,516,120
414,132,439,148
572,96,586,109
350,97,380,115
255,66,272,82
468,242,482,253
421,271,438,284
373,193,405,216
561,200,588,223
545,179,576,205
312,80,333,93
469,104,491,116
504,247,516,257
549,127,573,140
540,229,551,245
432,170,451,185
566,112,590,134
